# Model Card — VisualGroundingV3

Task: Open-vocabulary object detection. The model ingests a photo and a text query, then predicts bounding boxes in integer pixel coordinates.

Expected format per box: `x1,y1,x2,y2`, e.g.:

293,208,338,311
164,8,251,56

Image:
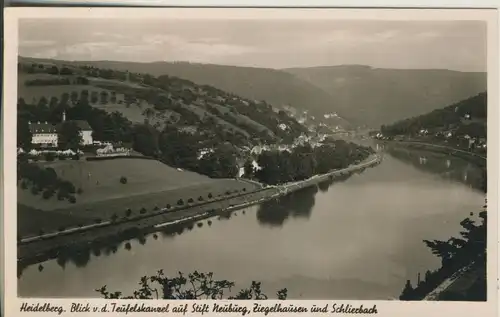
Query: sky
19,19,487,71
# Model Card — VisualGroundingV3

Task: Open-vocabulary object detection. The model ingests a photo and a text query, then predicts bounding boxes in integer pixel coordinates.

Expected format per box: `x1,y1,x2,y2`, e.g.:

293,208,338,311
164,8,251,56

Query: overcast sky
19,19,487,71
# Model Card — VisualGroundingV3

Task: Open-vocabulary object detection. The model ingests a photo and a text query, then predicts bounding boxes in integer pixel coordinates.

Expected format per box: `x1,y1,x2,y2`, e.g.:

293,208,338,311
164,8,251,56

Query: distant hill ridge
285,65,486,127
20,56,486,128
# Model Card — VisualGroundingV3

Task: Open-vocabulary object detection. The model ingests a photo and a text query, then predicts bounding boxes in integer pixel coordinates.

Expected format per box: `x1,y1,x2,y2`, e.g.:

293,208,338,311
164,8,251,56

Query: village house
29,111,93,148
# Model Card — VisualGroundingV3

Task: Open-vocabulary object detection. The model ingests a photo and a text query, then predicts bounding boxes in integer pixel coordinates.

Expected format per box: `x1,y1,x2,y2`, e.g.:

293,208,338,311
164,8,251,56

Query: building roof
29,120,93,133
55,120,93,131
29,122,57,133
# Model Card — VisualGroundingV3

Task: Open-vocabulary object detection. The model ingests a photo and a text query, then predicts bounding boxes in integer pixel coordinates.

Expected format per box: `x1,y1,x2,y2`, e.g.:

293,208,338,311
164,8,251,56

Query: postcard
2,4,499,317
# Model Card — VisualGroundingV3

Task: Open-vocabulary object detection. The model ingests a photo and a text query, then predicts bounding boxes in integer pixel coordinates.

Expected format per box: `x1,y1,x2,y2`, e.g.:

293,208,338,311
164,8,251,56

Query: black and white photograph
3,6,498,314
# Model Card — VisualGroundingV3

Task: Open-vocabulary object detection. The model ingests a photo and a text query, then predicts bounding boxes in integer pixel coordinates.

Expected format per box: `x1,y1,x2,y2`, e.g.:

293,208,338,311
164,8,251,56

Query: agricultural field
18,158,214,209
18,157,260,236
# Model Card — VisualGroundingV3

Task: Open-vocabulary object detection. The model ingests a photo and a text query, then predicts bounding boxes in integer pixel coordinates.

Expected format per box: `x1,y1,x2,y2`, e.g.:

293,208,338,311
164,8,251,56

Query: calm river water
18,147,486,299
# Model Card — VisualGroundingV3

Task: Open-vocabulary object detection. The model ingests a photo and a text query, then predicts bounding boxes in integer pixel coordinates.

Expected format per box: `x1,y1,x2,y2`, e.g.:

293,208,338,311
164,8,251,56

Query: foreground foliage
400,201,487,301
97,270,288,300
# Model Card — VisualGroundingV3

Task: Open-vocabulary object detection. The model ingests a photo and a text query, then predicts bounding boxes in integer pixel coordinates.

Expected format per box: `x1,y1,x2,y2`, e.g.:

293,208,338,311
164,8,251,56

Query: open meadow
18,158,260,236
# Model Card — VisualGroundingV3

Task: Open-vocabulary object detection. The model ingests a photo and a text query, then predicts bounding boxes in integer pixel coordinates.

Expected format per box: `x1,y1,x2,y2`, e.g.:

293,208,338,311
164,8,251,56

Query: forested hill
379,92,487,139
285,65,486,127
18,57,351,127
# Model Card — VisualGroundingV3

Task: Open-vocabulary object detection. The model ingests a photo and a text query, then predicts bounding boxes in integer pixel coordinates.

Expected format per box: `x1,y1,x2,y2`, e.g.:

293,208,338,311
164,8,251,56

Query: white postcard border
2,5,500,317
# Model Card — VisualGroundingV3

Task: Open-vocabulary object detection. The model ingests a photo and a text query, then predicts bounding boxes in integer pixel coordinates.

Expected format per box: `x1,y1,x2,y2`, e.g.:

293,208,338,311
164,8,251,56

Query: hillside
18,57,352,128
285,65,486,127
380,92,486,135
18,58,311,148
377,92,487,155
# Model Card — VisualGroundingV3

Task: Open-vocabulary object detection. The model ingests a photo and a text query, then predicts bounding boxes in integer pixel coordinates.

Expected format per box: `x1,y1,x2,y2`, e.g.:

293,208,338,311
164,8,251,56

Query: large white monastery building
30,111,93,147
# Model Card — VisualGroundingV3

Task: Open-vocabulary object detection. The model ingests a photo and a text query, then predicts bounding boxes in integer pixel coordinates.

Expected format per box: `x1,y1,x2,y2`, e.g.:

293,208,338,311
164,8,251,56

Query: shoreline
383,139,487,301
17,153,382,266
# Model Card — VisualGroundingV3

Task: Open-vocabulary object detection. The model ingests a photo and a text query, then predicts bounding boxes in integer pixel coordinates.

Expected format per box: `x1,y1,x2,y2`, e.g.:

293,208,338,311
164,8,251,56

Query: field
19,158,215,209
18,158,260,236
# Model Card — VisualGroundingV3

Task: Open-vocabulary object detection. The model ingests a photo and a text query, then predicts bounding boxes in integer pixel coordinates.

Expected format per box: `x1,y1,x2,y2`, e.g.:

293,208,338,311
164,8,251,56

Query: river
18,146,486,300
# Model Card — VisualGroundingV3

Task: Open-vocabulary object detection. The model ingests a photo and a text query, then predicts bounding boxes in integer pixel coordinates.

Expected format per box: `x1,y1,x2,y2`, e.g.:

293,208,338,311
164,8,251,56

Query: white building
29,121,58,147
29,111,93,148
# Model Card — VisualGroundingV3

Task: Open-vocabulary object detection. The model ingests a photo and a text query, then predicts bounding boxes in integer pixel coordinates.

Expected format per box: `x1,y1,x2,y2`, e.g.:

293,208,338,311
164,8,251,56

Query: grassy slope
17,158,260,236
285,65,486,127
18,158,213,209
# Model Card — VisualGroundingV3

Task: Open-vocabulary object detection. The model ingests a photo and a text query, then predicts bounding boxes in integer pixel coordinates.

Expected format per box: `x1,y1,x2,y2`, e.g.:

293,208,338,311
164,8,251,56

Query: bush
140,208,147,214
166,204,171,209
61,181,76,194
58,154,67,161
42,188,55,200
188,198,194,203
57,190,67,201
198,196,204,201
38,229,44,236
208,193,213,199
20,181,28,190
111,213,118,222
120,176,128,184
68,196,77,204
225,190,231,195
72,154,80,160
125,209,132,217
31,186,40,195
58,226,66,232
153,206,159,211
94,218,102,224
242,188,246,192
45,152,56,161
177,199,184,206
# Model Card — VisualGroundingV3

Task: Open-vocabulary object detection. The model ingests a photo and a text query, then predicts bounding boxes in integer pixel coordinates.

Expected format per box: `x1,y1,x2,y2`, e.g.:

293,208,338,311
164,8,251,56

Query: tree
96,270,287,300
244,160,255,178
47,66,59,75
60,67,73,75
59,121,82,150
17,118,32,150
91,91,99,104
38,96,48,108
70,91,79,105
399,280,414,300
100,91,109,104
125,209,132,217
132,124,159,157
110,91,117,103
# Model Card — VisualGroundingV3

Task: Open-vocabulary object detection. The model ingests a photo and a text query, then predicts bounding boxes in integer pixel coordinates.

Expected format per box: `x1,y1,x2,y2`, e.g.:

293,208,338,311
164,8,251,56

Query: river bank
18,153,382,266
384,140,487,301
382,141,486,168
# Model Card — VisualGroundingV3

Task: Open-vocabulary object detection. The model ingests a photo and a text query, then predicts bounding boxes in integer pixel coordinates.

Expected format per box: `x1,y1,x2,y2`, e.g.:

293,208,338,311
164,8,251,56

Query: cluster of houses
96,144,131,157
18,148,84,157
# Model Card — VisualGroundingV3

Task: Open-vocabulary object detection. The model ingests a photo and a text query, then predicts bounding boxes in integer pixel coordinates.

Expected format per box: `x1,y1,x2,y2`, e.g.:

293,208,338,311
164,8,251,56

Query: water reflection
256,174,352,227
386,146,486,191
